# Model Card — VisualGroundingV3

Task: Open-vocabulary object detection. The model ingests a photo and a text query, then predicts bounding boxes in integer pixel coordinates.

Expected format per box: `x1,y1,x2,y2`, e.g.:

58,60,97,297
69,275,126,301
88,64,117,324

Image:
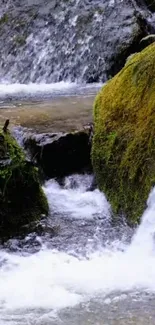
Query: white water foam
0,82,102,99
43,175,111,220
0,177,155,323
0,82,75,97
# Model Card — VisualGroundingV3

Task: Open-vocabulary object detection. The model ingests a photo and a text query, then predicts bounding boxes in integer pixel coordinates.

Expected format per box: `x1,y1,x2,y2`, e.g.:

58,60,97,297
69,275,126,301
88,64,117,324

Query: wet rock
139,33,155,51
0,128,49,239
0,0,153,84
24,127,92,179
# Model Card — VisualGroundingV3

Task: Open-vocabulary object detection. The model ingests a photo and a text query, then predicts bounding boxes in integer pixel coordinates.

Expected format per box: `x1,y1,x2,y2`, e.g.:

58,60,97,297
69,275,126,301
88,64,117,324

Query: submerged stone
92,43,155,224
0,129,49,238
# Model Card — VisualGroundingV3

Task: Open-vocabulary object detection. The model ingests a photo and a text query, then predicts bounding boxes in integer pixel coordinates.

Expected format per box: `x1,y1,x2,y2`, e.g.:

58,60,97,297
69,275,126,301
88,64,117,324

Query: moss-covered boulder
92,43,155,224
0,129,48,238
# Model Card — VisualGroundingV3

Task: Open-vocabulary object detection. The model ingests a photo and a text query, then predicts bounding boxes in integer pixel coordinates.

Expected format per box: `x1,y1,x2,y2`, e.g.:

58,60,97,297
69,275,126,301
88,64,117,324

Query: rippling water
0,174,155,325
0,82,101,133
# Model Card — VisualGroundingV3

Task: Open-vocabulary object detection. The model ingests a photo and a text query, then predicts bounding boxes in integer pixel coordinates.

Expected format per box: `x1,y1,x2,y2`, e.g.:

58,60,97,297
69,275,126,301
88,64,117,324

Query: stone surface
24,128,92,178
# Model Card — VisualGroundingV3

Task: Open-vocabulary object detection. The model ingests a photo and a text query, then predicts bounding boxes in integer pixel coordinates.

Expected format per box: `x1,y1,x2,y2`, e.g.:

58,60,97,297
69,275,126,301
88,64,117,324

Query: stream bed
0,84,155,325
0,83,100,132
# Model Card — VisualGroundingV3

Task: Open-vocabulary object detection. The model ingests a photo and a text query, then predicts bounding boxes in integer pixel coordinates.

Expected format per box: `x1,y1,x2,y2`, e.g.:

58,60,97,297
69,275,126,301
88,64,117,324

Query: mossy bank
0,129,48,238
92,43,155,224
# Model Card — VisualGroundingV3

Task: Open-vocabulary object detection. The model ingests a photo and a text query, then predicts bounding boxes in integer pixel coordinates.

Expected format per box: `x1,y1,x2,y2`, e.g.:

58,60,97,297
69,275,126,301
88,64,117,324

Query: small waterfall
0,0,152,84
127,187,155,257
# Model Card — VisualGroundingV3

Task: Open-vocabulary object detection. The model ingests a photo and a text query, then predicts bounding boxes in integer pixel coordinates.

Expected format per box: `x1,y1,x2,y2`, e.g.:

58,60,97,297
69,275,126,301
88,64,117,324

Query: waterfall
0,0,151,84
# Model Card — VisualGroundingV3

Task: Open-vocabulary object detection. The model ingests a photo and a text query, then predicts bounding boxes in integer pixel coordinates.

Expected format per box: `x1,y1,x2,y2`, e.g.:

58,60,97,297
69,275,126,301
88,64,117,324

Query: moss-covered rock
0,129,48,238
92,43,155,224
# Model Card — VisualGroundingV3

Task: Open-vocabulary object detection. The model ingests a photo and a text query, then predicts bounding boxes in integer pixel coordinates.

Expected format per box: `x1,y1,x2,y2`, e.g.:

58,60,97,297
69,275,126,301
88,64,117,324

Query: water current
0,173,155,325
0,82,102,100
0,0,154,323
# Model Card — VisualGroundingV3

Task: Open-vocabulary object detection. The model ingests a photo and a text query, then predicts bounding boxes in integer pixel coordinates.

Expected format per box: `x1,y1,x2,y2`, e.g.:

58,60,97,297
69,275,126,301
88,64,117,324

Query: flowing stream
0,0,155,323
0,174,155,325
0,82,100,133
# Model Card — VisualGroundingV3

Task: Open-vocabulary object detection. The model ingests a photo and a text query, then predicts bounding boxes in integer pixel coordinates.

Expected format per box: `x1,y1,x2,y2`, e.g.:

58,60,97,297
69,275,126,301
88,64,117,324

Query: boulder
0,128,48,238
24,128,92,179
92,43,155,224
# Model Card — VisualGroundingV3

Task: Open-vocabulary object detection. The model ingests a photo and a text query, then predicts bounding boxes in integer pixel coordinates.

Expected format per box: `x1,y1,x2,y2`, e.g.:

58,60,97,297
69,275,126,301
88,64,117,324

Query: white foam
0,250,82,310
0,231,155,313
0,82,102,98
43,175,111,220
1,178,155,322
0,82,75,97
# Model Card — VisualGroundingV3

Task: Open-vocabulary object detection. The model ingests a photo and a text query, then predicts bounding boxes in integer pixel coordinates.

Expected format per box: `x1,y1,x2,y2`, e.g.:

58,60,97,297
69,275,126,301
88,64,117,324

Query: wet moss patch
92,43,155,224
0,129,48,239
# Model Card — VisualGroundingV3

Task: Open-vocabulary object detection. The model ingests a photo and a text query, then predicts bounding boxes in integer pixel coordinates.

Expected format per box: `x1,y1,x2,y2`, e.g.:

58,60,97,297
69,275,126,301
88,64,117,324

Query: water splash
43,175,111,221
0,0,147,84
0,82,101,100
0,176,155,324
127,187,155,257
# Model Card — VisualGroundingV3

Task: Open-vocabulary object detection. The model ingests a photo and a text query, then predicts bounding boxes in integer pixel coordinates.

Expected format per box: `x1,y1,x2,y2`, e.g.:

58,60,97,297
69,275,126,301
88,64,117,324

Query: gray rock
24,128,92,178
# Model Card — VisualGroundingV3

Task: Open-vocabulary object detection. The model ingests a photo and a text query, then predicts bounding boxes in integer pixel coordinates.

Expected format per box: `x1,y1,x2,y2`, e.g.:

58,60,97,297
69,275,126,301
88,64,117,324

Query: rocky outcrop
92,43,155,224
0,128,49,239
0,0,153,85
24,128,92,179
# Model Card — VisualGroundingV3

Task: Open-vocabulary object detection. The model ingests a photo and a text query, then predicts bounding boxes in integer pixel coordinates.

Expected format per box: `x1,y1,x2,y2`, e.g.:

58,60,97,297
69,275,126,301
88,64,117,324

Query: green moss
92,43,155,224
0,130,49,238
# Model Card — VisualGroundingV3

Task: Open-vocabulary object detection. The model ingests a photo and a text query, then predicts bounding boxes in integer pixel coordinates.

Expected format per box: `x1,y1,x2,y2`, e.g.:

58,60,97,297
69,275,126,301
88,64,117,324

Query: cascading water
0,1,155,324
0,0,152,93
0,174,155,325
0,0,152,102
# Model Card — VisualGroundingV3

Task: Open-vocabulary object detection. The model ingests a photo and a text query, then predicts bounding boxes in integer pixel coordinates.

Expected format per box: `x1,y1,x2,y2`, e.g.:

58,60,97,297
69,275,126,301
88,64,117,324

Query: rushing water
0,82,101,100
0,174,155,325
0,1,154,324
0,0,151,83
